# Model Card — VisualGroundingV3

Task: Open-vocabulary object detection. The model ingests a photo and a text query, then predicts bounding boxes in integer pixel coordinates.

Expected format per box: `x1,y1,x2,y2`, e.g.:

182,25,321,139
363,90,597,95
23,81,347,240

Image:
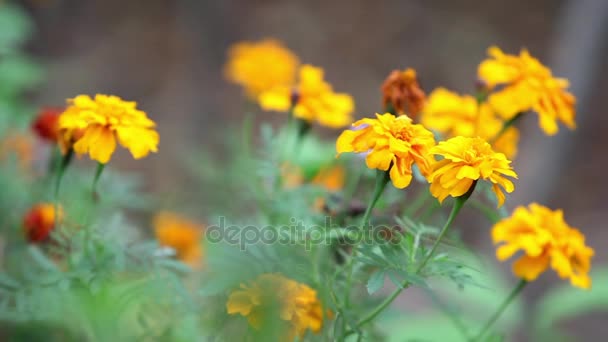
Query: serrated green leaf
367,270,385,295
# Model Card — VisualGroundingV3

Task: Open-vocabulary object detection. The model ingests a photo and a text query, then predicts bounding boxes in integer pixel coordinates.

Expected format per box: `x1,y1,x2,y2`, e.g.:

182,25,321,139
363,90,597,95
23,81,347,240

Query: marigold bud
381,68,426,117
31,108,63,143
23,203,62,243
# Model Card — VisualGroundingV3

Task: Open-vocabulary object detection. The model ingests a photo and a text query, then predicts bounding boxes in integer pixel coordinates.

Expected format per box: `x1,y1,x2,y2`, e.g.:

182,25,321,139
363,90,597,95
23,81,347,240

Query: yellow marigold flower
336,113,436,189
260,64,355,128
225,39,300,98
421,88,519,159
492,203,594,289
58,94,159,164
478,46,576,135
153,212,203,267
226,273,324,340
429,136,517,207
381,68,426,117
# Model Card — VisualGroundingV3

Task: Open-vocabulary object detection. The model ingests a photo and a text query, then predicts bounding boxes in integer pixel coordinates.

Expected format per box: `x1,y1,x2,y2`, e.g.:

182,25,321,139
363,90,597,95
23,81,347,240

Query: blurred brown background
20,0,608,339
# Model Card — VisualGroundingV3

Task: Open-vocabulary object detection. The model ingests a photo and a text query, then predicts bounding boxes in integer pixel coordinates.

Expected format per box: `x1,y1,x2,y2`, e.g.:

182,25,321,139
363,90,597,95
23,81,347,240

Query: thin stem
473,280,527,341
53,148,73,229
490,112,523,144
355,191,472,330
91,162,105,200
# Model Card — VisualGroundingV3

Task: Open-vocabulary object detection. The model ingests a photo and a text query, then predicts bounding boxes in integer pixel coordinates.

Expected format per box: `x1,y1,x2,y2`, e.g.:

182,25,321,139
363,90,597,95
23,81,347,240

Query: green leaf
0,4,33,53
367,270,385,295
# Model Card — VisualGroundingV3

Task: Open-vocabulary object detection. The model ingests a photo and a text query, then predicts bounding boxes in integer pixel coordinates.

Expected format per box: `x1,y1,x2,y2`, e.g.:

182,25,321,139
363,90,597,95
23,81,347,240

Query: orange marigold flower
478,46,575,135
260,65,355,128
226,273,324,340
312,164,345,192
381,68,426,117
429,136,517,207
492,203,594,289
23,203,63,243
225,39,300,98
58,94,159,164
31,107,62,143
421,88,520,159
153,212,203,267
336,113,436,189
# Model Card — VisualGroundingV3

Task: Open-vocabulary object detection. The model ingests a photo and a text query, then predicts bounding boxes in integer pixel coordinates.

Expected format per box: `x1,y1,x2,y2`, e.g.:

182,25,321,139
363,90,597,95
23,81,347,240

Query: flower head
478,46,575,135
153,212,203,267
336,113,436,189
381,68,426,117
429,136,517,207
260,65,355,128
58,94,159,164
492,203,594,289
225,39,300,98
227,273,324,340
32,107,62,143
421,88,519,158
23,203,63,243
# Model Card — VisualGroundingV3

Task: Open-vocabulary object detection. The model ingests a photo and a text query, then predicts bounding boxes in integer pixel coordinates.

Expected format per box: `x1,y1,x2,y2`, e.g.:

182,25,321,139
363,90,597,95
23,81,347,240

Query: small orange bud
381,68,426,117
31,107,63,143
23,203,62,243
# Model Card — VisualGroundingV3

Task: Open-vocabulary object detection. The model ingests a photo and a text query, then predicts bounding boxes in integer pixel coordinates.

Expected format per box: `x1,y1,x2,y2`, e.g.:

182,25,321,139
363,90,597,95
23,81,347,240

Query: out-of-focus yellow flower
478,46,576,135
421,88,519,159
260,65,354,128
381,68,426,117
429,136,517,207
312,165,345,192
153,212,203,267
225,39,300,98
492,203,594,289
58,94,159,164
226,273,324,340
23,203,63,243
0,133,34,169
336,113,436,189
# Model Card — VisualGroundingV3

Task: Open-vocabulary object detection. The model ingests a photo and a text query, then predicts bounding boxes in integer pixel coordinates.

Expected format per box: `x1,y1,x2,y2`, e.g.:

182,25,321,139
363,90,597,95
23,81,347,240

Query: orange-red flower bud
381,68,426,117
22,203,62,243
31,107,63,143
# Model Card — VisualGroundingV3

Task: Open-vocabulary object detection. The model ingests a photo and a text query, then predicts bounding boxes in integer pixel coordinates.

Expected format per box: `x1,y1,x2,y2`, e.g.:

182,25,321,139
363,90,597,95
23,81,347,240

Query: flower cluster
226,273,324,340
429,136,517,206
478,46,576,135
58,94,159,164
154,212,204,267
336,113,436,188
492,203,594,289
422,88,520,159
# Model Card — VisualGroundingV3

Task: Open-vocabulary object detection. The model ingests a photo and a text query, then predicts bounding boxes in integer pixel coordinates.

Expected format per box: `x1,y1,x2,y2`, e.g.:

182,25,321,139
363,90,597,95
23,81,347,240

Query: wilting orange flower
429,136,517,207
58,94,159,164
153,212,203,267
227,273,324,340
260,65,355,128
492,203,594,289
23,203,63,243
32,107,62,143
381,68,426,117
478,46,575,135
336,113,436,189
421,88,519,158
225,39,300,98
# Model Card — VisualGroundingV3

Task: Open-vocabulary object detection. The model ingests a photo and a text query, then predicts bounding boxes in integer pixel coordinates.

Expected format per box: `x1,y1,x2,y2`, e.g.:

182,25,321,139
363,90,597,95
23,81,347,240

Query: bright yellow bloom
226,273,324,340
225,39,300,98
492,203,594,289
153,212,203,267
421,88,519,159
260,65,354,128
336,113,436,189
478,46,576,135
429,136,517,207
59,94,159,164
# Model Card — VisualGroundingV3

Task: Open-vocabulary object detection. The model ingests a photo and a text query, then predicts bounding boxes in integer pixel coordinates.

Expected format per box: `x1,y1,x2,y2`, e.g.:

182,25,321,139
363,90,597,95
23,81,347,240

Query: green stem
355,189,473,330
53,148,74,229
91,162,106,200
473,280,527,341
343,170,390,313
490,112,523,144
